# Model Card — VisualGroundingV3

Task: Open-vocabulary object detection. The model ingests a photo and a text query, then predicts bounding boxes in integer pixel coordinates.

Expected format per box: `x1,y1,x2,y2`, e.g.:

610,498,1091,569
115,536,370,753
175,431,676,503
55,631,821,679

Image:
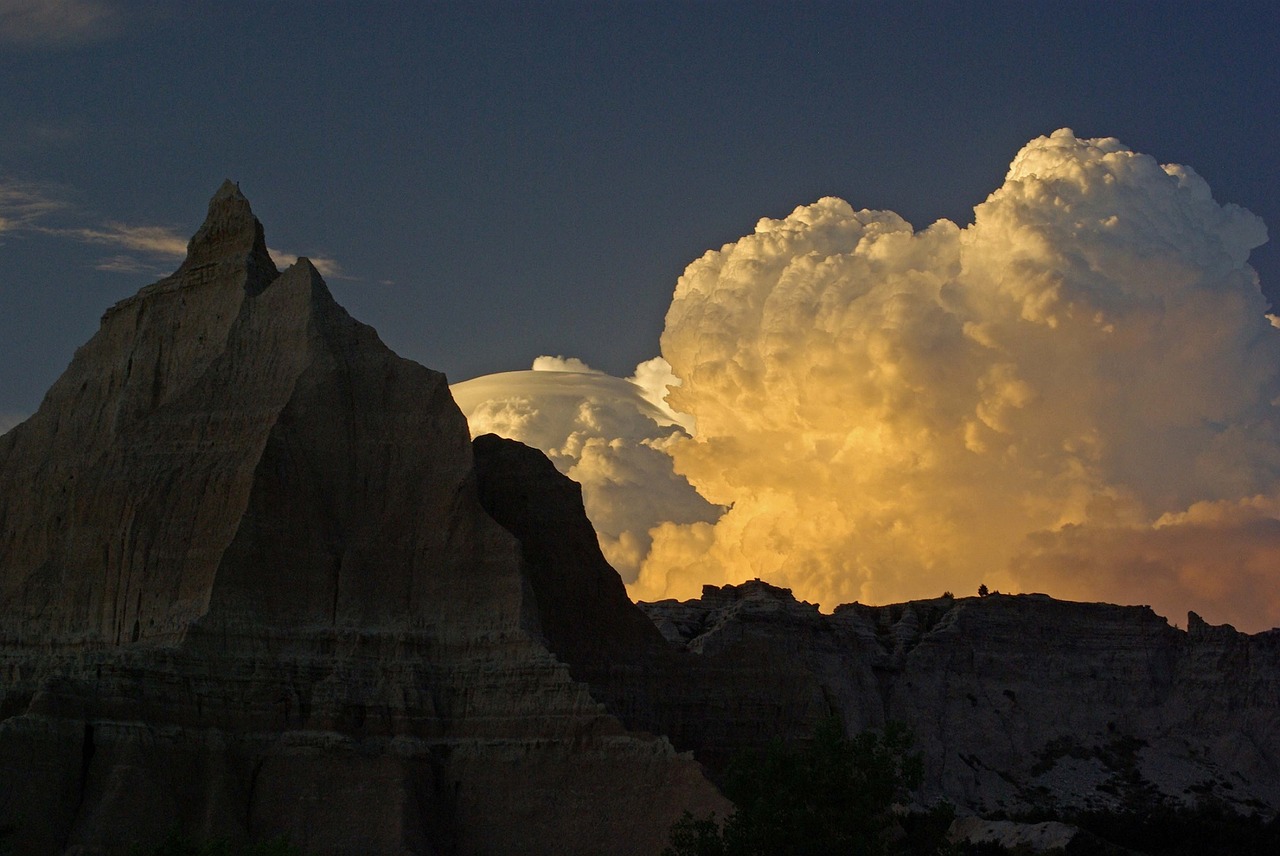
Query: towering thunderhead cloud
457,130,1280,631
641,129,1279,630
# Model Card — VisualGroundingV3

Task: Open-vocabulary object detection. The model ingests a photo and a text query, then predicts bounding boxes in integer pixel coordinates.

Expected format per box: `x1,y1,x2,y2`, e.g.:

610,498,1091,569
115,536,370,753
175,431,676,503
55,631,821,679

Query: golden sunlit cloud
459,130,1280,631
44,222,190,256
0,178,70,230
1011,496,1280,634
0,181,348,279
267,249,346,280
44,223,347,280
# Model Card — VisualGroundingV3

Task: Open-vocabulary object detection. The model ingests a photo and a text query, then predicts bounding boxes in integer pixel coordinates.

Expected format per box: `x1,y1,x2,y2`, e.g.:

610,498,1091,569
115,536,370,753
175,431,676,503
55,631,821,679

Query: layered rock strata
638,583,1280,818
0,184,725,855
470,433,1280,818
3,182,1277,855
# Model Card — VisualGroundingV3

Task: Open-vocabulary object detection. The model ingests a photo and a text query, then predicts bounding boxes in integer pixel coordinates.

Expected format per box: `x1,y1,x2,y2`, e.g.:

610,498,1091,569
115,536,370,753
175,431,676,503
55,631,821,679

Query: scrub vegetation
663,718,945,856
665,719,1280,856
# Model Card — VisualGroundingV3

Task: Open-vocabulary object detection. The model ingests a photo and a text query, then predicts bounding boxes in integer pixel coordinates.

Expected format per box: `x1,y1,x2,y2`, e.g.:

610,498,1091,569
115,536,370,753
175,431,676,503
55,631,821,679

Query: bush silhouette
665,719,923,856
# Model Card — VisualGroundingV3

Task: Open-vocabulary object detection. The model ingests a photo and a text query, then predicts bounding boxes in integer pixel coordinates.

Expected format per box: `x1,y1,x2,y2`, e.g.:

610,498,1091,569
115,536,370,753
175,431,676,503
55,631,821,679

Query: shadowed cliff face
634,584,1280,818
472,431,1280,821
0,182,527,646
0,185,727,856
472,434,667,666
3,181,1276,854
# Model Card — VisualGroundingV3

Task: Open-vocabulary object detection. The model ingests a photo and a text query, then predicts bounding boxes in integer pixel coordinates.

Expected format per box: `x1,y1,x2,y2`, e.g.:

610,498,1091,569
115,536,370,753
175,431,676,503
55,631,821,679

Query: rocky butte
475,434,1280,825
0,183,725,855
2,184,1279,855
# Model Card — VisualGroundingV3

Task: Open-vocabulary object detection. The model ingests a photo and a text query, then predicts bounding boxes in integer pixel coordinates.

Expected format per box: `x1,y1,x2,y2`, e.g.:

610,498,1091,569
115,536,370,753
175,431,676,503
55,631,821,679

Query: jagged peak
271,254,333,298
212,178,247,202
178,180,278,282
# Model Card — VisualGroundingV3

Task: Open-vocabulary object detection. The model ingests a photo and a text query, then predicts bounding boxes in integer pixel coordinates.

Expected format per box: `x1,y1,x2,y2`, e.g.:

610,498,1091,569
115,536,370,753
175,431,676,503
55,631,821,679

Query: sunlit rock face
0,184,726,855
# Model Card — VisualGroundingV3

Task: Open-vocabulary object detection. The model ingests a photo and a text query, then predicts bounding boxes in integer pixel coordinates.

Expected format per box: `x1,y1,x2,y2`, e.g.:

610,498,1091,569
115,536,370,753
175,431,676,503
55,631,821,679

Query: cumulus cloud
530,355,598,374
630,128,1278,631
456,130,1278,631
451,359,720,581
0,0,122,46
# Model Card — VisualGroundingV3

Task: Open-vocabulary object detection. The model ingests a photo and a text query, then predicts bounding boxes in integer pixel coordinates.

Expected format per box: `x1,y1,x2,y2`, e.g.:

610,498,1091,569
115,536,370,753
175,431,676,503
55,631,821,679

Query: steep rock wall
0,185,726,856
468,432,1280,818
641,585,1280,817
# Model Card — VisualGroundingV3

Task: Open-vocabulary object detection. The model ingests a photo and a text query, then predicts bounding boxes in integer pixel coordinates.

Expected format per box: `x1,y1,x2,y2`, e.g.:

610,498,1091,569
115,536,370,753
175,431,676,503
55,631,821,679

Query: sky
4,2,1280,629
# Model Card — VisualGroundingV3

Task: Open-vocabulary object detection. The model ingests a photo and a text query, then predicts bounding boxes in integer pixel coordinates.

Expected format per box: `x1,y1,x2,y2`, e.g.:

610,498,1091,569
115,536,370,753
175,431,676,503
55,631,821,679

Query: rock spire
0,184,726,854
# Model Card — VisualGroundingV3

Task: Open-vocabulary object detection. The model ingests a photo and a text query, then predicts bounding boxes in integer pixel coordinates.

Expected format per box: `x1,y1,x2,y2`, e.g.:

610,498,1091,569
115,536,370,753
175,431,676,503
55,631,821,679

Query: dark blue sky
1,1,1277,418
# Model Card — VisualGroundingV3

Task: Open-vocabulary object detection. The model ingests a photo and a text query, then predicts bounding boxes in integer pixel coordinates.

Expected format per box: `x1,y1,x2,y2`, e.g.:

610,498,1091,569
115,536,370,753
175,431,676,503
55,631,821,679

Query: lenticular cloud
451,359,719,581
459,129,1280,631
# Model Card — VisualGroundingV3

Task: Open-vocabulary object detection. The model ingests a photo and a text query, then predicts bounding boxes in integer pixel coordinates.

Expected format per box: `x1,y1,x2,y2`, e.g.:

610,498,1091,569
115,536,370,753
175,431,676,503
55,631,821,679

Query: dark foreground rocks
2,184,1277,855
0,184,725,855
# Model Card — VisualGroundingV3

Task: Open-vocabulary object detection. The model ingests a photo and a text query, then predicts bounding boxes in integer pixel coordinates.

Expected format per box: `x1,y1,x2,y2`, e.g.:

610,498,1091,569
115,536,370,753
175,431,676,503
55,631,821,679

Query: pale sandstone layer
0,184,726,855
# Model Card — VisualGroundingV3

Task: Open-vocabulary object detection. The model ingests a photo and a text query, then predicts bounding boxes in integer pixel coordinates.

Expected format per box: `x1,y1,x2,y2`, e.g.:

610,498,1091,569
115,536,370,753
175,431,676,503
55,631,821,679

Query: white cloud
0,0,122,46
92,254,165,274
628,128,1278,631
532,355,601,374
451,361,720,582
458,130,1277,631
628,356,694,432
0,178,346,279
529,354,692,430
427,131,1280,630
0,178,69,231
0,179,188,272
45,222,189,257
268,249,346,280
31,220,189,274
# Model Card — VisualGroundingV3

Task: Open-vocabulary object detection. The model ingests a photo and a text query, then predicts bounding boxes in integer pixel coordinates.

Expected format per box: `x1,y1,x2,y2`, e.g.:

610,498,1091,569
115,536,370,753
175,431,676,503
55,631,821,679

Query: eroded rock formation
637,583,1280,818
0,184,726,855
2,183,1277,856
473,433,1280,821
